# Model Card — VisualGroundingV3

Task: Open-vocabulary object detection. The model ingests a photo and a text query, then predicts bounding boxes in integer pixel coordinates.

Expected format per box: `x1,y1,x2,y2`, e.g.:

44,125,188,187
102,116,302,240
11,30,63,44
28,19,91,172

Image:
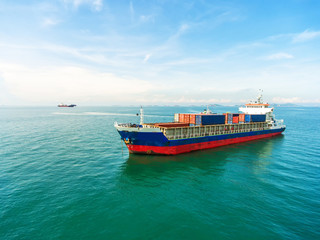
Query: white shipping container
174,113,179,122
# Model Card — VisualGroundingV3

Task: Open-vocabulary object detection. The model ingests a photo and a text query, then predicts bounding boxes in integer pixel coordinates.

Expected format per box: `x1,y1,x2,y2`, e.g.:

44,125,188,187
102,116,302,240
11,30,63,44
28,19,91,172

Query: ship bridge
239,91,273,115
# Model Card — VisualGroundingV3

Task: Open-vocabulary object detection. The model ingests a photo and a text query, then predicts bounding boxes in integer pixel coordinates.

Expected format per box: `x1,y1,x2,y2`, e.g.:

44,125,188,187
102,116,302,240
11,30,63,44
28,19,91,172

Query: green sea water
1,106,319,240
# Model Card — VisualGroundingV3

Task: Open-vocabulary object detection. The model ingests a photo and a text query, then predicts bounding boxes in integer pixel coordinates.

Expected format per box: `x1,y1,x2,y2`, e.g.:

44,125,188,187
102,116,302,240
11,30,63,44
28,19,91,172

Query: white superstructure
239,91,285,129
239,91,273,115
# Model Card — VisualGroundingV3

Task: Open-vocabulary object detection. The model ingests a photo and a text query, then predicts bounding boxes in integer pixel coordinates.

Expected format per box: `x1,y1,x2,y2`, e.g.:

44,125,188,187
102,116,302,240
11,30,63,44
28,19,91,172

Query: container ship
114,93,286,155
58,104,77,107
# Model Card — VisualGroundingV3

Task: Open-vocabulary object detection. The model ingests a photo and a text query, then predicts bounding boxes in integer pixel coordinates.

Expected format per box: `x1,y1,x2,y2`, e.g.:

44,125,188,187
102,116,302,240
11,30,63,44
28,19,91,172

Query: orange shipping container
190,114,196,124
239,114,245,122
184,114,190,123
223,113,228,124
179,114,185,123
233,116,239,124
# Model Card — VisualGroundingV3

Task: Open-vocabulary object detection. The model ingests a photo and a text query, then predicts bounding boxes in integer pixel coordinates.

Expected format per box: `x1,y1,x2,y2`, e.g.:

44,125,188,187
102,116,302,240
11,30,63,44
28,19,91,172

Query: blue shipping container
196,114,226,125
201,115,226,125
245,115,251,123
251,114,266,122
195,115,202,125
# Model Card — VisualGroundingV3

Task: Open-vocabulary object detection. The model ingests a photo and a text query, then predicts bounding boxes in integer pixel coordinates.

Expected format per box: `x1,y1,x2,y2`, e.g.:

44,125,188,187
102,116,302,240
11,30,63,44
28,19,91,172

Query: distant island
271,103,301,107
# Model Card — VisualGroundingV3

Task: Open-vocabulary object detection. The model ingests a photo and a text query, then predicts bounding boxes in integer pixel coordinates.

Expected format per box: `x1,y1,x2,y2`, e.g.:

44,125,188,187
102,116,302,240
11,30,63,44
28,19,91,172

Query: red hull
127,131,282,155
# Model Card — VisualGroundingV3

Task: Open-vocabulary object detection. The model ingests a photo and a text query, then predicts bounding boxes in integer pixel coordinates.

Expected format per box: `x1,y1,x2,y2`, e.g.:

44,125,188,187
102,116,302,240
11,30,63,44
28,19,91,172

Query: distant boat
58,104,77,107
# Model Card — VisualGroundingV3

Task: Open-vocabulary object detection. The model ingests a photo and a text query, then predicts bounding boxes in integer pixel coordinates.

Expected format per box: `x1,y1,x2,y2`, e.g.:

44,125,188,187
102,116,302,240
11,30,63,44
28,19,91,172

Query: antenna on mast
205,104,214,114
258,89,263,103
140,106,144,125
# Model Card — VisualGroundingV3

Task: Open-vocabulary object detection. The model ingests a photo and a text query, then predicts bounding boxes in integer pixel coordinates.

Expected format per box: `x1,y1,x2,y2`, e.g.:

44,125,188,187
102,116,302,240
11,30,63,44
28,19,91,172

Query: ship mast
257,89,263,104
140,106,144,125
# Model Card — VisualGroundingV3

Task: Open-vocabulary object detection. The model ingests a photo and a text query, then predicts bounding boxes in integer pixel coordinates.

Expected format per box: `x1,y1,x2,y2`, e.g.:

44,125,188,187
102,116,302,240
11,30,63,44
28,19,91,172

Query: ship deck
142,122,270,140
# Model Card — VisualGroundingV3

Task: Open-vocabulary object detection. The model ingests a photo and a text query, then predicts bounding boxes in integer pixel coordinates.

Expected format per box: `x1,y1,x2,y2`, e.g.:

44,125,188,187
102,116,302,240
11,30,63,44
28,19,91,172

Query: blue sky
0,0,320,105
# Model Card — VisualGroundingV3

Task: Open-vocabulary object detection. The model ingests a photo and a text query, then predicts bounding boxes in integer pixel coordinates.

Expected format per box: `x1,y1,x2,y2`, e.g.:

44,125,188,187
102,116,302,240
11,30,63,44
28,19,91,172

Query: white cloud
135,95,232,104
214,10,243,25
272,97,301,103
177,24,189,36
166,24,190,43
129,1,134,21
293,29,320,43
63,0,82,9
272,97,320,104
143,54,151,63
172,97,232,104
265,52,294,60
0,63,154,103
265,29,320,44
140,15,154,23
93,0,103,11
42,18,60,27
62,0,103,11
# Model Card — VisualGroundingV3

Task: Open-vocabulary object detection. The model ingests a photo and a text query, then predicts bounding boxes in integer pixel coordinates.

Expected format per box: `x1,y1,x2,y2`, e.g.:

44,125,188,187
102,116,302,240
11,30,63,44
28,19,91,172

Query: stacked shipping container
195,115,225,125
174,113,179,123
223,113,230,124
174,113,267,126
190,114,196,124
177,113,226,126
239,114,245,123
251,114,266,122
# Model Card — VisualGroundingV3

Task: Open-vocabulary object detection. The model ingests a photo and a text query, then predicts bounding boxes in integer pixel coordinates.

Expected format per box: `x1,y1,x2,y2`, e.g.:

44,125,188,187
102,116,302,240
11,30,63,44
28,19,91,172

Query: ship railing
276,119,284,126
163,122,269,140
114,122,141,128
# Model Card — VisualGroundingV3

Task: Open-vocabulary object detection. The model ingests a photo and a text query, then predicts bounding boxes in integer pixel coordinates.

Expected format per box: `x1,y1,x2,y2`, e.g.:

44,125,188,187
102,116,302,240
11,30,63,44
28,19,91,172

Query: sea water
0,106,319,239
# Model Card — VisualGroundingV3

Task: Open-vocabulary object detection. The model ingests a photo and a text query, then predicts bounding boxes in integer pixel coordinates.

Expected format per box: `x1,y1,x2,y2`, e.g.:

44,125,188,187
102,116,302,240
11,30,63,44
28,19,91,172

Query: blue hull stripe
118,128,285,147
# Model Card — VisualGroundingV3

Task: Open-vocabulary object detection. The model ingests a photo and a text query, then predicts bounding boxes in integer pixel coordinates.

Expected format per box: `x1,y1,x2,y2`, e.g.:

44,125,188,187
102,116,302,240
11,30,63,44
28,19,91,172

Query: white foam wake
52,112,168,117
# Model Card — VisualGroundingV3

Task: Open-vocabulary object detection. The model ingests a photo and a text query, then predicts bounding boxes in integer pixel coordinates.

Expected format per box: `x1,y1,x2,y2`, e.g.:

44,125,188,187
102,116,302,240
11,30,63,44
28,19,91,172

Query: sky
0,0,320,106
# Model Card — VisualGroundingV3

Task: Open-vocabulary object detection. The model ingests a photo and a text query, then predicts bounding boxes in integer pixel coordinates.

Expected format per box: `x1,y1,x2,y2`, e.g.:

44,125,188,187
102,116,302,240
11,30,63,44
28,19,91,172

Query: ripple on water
1,106,320,240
